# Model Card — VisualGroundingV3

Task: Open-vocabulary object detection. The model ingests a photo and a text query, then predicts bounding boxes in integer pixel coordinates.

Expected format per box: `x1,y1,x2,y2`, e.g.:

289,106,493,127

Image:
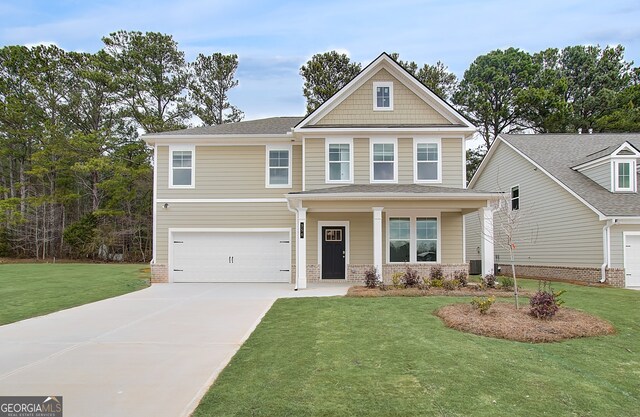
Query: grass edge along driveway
0,263,149,325
194,280,640,417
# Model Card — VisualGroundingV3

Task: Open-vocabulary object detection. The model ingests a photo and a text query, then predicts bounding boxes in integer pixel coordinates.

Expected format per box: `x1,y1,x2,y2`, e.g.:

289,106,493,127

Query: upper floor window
415,139,441,182
371,139,397,182
169,145,195,188
266,145,291,188
373,81,393,111
613,160,636,192
326,140,353,183
511,185,520,210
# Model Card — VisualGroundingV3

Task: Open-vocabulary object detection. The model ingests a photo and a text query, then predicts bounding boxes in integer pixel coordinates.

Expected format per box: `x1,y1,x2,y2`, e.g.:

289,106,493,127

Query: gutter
600,219,617,283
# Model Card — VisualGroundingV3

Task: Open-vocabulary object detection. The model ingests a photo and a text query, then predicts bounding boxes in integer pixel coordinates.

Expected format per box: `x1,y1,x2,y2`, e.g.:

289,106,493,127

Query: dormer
572,141,640,193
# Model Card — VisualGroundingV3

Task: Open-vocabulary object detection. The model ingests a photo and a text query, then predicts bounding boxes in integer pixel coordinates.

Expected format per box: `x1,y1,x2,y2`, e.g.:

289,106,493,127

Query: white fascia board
143,133,296,146
467,136,502,188
295,126,476,136
613,141,640,157
286,192,501,201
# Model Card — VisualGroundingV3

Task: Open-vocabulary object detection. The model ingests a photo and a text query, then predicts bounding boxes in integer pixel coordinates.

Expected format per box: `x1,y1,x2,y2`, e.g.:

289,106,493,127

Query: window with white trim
511,185,520,211
415,140,440,182
372,141,396,182
327,142,352,182
614,160,635,192
373,81,393,111
388,216,439,263
169,146,195,188
266,146,291,188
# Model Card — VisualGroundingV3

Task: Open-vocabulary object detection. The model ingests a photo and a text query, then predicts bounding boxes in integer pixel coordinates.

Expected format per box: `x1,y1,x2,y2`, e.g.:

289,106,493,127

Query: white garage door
625,234,640,287
170,230,291,283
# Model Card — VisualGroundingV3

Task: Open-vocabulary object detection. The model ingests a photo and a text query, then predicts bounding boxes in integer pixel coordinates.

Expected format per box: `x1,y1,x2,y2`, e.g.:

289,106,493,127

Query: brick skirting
150,263,168,283
305,263,470,284
496,264,626,288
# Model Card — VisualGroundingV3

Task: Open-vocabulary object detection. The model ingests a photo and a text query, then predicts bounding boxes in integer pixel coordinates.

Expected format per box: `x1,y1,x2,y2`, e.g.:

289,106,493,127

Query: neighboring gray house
465,133,640,288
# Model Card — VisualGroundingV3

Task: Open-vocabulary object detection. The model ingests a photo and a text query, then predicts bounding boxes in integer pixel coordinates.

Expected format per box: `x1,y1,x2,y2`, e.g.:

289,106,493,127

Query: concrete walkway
0,283,350,417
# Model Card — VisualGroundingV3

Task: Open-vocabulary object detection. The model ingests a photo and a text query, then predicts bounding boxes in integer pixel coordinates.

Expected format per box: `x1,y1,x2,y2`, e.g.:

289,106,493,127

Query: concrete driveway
0,283,349,417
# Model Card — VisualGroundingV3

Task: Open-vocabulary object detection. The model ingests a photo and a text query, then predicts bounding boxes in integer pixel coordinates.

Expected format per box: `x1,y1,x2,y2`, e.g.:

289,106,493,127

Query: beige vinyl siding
471,141,604,268
155,202,294,263
304,137,464,190
306,212,373,264
441,212,463,263
157,145,302,198
316,69,452,126
581,163,611,191
610,224,640,268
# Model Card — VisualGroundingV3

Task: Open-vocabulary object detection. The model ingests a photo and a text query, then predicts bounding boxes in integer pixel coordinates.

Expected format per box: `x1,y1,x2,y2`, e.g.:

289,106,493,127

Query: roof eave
286,192,501,201
143,133,295,145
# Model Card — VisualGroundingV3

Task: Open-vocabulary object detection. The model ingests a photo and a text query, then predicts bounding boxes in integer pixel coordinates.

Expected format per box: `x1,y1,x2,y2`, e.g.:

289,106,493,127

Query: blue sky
1,0,639,120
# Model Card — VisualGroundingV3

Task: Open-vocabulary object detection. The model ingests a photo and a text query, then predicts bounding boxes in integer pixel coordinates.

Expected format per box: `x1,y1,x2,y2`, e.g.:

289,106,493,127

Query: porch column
297,208,308,290
479,207,494,276
373,207,384,281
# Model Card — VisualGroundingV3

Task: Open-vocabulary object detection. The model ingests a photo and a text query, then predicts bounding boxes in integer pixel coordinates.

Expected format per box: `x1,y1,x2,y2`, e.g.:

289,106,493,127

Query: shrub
483,273,496,288
454,270,468,287
529,281,564,319
471,296,496,314
420,277,431,290
430,266,444,281
364,267,380,288
391,272,403,288
402,267,421,288
499,276,514,290
431,279,444,288
443,279,461,291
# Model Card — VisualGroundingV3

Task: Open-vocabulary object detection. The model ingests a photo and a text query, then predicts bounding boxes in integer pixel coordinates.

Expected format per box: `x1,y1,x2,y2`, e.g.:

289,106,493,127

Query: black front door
322,226,346,279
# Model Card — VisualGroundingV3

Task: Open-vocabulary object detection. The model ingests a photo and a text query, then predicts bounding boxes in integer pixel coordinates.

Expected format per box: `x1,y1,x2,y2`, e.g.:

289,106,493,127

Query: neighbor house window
169,146,195,188
327,140,352,182
388,215,439,263
415,140,441,182
511,185,520,210
615,161,634,191
373,82,393,111
266,145,291,188
371,140,397,182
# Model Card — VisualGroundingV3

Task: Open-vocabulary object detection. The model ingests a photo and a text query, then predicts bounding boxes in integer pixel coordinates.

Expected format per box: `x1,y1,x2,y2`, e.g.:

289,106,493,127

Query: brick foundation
496,264,626,288
304,263,469,284
150,263,168,283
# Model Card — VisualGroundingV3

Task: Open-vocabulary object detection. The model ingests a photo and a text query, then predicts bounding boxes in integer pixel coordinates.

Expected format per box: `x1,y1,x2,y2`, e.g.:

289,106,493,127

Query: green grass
194,280,640,417
0,263,149,325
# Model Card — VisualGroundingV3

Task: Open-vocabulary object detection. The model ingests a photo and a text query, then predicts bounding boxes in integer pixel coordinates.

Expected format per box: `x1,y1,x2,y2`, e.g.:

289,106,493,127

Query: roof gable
295,53,474,130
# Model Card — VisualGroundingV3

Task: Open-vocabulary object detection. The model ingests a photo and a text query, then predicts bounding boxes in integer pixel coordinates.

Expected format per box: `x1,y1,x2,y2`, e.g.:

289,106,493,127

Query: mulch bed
346,285,534,298
435,302,615,343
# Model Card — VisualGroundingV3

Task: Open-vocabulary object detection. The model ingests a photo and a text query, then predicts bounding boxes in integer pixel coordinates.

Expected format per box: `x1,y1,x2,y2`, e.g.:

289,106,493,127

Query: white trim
158,198,288,203
385,211,442,264
302,137,306,191
317,221,350,280
462,214,466,263
613,159,636,192
152,143,158,263
413,137,442,184
169,145,195,189
470,137,606,219
370,137,398,183
287,192,498,201
297,127,477,135
265,144,292,188
167,227,292,283
623,231,640,288
143,134,295,146
373,81,394,111
325,138,354,184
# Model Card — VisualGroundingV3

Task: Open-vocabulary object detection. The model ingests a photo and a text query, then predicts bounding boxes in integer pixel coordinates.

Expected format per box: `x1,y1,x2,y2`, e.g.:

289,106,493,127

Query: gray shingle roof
153,116,303,136
501,134,640,217
290,184,496,195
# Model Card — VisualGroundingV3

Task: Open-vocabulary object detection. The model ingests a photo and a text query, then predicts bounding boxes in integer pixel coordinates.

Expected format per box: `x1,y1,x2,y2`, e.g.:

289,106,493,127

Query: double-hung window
389,218,410,262
371,139,397,182
327,140,352,183
388,215,439,263
614,160,634,192
511,185,520,210
415,139,441,182
266,145,291,188
416,218,437,262
169,145,195,188
373,81,393,111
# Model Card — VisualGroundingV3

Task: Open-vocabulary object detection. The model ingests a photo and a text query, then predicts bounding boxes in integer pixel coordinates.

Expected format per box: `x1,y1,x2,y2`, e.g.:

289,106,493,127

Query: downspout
600,219,616,283
286,198,299,291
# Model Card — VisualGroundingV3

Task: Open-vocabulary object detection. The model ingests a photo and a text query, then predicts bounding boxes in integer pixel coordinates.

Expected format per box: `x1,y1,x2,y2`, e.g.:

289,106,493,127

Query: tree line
1,31,638,260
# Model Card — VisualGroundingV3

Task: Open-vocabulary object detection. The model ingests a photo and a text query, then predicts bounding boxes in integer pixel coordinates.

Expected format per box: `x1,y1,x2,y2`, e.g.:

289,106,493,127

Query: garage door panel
171,231,291,283
625,235,640,287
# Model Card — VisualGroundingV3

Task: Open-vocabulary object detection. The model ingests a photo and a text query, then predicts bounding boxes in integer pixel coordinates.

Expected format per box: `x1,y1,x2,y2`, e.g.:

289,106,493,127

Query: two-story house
143,53,499,288
466,134,640,288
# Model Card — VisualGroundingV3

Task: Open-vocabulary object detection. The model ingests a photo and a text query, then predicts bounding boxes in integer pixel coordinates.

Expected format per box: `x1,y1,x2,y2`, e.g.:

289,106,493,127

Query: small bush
421,277,431,289
364,267,380,288
499,276,514,290
529,281,564,319
442,279,461,291
430,266,444,281
391,272,403,288
483,273,496,288
431,279,444,288
454,270,468,287
402,267,421,288
471,296,496,314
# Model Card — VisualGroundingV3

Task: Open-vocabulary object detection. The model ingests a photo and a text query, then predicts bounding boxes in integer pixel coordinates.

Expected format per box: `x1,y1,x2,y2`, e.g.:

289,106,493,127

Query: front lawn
195,280,640,416
0,263,149,325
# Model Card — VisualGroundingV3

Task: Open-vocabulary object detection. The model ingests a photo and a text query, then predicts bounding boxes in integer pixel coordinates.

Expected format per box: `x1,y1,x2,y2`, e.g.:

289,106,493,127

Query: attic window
614,160,635,192
373,82,393,111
